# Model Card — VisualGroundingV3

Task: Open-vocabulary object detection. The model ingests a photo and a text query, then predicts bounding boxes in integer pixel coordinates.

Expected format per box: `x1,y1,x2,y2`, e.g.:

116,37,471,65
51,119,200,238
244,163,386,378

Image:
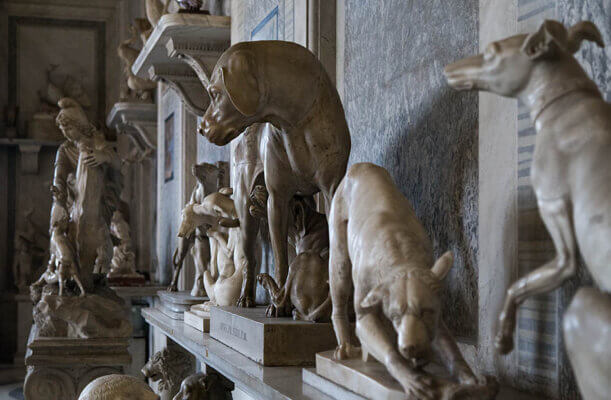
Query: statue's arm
52,144,76,196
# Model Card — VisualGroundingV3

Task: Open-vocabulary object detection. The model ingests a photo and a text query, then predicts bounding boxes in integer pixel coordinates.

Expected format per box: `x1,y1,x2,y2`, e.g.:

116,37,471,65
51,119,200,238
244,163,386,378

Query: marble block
315,350,405,400
24,325,131,400
209,306,337,366
184,310,210,332
157,290,207,320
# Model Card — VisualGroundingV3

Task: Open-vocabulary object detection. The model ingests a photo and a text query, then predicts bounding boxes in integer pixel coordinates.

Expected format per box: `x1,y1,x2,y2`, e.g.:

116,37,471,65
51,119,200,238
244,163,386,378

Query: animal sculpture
445,19,611,400
200,41,351,314
329,163,496,400
172,371,233,400
253,187,331,321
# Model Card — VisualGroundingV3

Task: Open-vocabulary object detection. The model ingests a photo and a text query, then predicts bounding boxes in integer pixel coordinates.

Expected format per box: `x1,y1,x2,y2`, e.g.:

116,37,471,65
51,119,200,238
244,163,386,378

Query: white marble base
302,368,366,400
184,310,210,332
209,306,337,366
157,290,207,320
315,350,405,400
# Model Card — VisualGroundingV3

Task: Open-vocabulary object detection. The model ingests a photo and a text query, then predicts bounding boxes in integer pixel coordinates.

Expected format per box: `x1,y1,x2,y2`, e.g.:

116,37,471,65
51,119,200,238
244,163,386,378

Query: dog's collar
528,77,600,123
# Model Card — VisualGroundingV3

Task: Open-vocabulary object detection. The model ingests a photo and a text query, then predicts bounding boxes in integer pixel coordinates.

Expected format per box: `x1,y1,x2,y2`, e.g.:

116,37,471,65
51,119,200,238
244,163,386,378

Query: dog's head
199,45,263,146
444,20,604,97
360,252,454,369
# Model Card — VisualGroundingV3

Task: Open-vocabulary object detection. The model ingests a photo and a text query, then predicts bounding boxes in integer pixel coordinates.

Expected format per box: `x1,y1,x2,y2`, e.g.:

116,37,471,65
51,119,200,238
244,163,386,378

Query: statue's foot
265,303,291,318
236,295,255,308
333,343,361,360
441,375,499,400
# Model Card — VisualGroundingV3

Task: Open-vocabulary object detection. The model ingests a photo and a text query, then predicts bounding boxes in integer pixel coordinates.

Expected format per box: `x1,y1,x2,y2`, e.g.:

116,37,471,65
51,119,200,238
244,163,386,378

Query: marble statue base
184,310,210,332
209,306,337,366
24,325,131,400
157,290,207,320
314,350,499,400
107,274,147,287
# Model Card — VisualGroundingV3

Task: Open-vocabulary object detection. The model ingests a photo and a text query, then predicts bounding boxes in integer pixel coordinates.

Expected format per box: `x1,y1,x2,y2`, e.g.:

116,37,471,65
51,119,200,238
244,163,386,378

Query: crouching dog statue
329,163,498,400
445,19,611,400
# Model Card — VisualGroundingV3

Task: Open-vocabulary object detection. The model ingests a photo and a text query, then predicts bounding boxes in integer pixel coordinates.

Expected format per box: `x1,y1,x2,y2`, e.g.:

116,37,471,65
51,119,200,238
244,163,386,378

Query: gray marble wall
343,0,479,339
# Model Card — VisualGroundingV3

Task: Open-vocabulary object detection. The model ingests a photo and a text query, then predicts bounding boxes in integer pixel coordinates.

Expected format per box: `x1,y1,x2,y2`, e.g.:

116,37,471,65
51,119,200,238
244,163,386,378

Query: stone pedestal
157,290,207,320
314,350,404,400
209,306,337,366
13,293,33,366
184,309,210,332
24,325,131,400
314,351,499,400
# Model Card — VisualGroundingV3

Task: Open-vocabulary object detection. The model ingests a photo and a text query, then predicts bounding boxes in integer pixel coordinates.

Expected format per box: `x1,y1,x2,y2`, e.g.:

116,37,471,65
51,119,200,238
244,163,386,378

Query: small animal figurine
142,348,193,399
253,187,331,321
200,41,351,314
48,185,85,297
445,19,610,400
78,374,158,400
329,163,497,400
146,0,170,28
173,371,233,400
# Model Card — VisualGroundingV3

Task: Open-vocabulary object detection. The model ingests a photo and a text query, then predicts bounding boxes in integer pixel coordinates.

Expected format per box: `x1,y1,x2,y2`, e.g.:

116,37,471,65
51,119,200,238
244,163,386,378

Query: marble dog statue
48,185,85,297
252,186,331,321
228,123,265,307
172,372,233,400
329,163,497,400
200,41,351,313
142,348,193,399
168,162,226,295
445,19,610,400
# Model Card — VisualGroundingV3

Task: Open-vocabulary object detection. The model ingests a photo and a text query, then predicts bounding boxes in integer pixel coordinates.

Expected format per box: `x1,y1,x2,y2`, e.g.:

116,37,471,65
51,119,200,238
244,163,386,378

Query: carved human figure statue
50,97,122,288
445,20,610,400
12,209,47,291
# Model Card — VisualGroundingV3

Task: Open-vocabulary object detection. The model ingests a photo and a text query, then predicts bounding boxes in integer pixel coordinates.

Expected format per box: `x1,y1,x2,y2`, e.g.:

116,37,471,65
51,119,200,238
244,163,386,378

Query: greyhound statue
199,41,351,314
329,163,497,400
445,20,610,400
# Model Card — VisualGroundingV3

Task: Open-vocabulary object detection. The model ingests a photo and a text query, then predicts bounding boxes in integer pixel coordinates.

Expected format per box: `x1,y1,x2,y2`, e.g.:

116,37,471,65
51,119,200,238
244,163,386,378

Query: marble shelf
141,307,335,400
0,137,63,174
131,13,230,117
106,102,157,158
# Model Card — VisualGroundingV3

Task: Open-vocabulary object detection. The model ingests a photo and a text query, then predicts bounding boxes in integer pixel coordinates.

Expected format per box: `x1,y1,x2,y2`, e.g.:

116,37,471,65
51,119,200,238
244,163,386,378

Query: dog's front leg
496,196,577,354
266,189,291,317
356,313,436,400
433,321,476,384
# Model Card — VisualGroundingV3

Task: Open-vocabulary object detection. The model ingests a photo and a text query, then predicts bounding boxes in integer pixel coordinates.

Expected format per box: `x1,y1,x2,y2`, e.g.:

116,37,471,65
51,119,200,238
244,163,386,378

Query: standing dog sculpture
329,163,497,400
445,19,610,400
229,123,265,307
200,41,351,312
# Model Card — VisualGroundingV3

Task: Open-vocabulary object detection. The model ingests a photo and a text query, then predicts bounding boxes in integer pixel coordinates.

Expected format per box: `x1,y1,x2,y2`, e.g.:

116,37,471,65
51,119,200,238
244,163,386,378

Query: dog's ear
360,281,389,309
431,251,454,280
567,21,605,54
522,20,567,60
219,187,233,196
221,51,260,116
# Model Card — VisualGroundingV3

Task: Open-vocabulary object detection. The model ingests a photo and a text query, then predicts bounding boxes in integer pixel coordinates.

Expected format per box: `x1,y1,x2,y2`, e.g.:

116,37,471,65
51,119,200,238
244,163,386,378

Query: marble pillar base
184,310,210,332
209,306,337,366
24,325,131,400
315,351,499,400
157,290,207,320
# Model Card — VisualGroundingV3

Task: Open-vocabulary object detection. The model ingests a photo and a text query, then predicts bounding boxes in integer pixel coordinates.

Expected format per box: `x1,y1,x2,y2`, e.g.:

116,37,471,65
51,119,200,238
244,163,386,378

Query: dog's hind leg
496,196,577,354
